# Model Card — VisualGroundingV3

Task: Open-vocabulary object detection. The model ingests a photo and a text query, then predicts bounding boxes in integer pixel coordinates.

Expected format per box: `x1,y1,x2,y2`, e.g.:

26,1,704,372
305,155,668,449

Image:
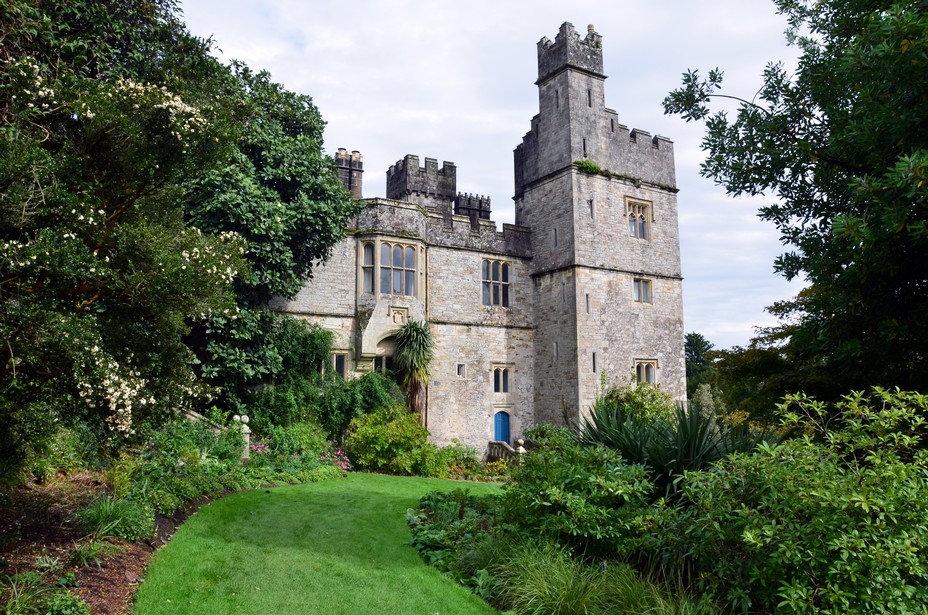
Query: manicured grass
133,474,500,615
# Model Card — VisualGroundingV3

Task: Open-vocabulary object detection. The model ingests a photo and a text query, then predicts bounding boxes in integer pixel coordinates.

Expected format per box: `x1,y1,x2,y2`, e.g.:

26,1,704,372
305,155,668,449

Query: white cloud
180,0,805,349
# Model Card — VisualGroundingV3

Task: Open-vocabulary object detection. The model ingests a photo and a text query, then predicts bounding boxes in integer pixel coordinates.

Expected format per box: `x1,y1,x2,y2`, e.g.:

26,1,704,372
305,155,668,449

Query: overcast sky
180,0,807,350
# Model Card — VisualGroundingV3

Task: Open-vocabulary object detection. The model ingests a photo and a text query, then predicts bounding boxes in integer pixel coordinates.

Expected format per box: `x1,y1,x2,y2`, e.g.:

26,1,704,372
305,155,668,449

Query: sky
180,0,807,350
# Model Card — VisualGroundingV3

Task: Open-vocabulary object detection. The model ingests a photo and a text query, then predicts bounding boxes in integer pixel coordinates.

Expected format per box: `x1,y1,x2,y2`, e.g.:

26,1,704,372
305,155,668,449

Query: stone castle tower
514,22,685,424
276,23,685,455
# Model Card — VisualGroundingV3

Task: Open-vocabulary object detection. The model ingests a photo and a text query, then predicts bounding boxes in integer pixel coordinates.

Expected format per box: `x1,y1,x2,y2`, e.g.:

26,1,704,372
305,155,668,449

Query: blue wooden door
494,411,510,443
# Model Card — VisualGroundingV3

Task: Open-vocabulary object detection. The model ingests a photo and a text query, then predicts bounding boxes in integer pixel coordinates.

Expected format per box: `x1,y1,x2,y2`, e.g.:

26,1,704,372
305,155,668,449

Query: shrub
524,423,575,450
312,371,403,438
504,441,655,555
652,388,928,613
248,383,307,434
344,405,429,474
145,417,242,465
105,453,137,498
595,380,677,424
408,490,506,580
319,441,350,472
42,591,91,615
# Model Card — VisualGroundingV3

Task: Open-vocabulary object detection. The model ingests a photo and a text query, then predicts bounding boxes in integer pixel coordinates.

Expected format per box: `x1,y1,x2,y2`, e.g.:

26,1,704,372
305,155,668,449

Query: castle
274,23,686,455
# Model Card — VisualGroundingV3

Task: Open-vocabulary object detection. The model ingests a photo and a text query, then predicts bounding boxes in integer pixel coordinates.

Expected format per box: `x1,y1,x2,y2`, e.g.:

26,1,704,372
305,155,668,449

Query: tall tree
684,332,717,398
0,0,247,477
665,0,928,398
0,0,358,479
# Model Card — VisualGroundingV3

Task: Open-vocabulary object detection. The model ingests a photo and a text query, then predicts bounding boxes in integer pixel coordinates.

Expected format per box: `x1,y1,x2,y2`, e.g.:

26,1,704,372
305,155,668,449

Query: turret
536,22,604,84
386,155,457,216
335,148,363,200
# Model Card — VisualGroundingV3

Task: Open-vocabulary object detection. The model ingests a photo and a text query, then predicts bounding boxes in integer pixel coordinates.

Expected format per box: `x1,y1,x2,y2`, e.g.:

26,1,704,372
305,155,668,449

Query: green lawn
133,474,500,615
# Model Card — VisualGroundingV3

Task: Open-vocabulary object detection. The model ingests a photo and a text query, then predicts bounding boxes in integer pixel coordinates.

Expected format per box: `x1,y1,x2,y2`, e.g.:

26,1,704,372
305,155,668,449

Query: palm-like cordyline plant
573,398,772,498
393,319,434,424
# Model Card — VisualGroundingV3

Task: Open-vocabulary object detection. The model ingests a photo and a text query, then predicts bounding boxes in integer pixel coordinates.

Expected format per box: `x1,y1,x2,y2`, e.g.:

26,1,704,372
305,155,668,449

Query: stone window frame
456,363,466,378
633,277,653,304
380,242,416,296
635,359,658,385
482,259,511,307
627,197,652,241
333,353,347,379
373,355,394,373
492,364,512,394
359,238,419,297
361,243,375,293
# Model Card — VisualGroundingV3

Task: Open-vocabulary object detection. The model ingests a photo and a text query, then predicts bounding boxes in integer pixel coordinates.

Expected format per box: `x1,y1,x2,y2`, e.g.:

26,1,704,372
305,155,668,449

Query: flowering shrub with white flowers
1,0,358,483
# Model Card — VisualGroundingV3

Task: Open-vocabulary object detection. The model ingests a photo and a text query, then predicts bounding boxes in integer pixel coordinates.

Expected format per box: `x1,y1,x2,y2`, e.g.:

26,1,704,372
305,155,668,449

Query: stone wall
571,173,681,278
427,322,534,451
271,237,357,317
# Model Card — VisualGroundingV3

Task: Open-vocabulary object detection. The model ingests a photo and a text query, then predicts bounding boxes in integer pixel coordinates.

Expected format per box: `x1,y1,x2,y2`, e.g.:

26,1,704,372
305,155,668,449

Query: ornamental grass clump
78,495,154,542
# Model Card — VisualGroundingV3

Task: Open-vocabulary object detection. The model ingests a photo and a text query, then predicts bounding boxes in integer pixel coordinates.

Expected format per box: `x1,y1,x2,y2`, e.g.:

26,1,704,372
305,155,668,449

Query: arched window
627,199,651,240
494,411,511,444
482,260,510,307
493,367,510,393
635,360,657,385
379,242,416,296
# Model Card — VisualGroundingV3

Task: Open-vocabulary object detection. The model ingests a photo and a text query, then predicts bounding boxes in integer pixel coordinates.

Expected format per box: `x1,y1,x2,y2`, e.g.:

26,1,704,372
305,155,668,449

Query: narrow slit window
587,89,592,107
582,138,587,157
592,352,597,373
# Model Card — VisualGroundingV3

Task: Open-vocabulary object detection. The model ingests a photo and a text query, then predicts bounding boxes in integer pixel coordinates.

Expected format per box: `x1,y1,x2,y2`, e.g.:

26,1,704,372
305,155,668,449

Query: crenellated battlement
426,211,531,258
386,155,457,214
454,192,492,229
537,22,603,84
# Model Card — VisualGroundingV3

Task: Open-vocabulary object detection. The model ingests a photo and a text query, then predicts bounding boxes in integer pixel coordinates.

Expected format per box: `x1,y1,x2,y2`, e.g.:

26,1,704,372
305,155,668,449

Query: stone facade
274,22,686,455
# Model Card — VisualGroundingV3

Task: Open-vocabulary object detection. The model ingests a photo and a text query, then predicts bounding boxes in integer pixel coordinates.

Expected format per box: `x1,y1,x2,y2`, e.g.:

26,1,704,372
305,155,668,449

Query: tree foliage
185,62,362,411
665,0,928,399
0,0,357,479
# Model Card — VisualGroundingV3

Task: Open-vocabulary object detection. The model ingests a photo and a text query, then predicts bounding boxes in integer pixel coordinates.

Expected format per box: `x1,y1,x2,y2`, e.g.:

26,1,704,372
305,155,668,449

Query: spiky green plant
393,320,435,423
574,399,772,498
